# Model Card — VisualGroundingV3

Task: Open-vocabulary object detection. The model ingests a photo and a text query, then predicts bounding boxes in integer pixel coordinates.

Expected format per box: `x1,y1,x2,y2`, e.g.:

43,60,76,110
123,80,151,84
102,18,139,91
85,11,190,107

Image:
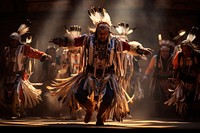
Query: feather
122,87,133,103
88,6,112,26
186,26,199,42
20,80,42,109
114,22,136,38
110,76,129,121
173,30,186,40
65,25,82,39
133,78,144,100
17,24,30,35
186,34,196,42
164,94,176,106
48,73,84,105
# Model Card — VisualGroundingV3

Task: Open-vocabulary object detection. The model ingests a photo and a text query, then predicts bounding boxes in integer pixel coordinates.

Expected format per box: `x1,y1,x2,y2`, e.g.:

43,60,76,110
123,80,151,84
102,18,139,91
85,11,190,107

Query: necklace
97,43,107,60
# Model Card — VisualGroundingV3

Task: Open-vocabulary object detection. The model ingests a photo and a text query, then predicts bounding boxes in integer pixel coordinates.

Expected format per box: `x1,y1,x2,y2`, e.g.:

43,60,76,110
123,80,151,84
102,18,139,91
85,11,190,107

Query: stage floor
0,116,200,131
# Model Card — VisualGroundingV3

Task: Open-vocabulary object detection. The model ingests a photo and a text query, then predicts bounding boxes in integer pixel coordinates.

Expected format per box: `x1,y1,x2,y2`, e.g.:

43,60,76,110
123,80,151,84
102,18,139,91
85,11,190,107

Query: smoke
44,92,62,113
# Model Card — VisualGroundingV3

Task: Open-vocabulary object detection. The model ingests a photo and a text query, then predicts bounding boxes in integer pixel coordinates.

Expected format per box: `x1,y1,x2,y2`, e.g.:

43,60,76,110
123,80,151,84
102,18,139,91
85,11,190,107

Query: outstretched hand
46,54,52,60
137,47,153,55
143,48,153,55
40,54,52,62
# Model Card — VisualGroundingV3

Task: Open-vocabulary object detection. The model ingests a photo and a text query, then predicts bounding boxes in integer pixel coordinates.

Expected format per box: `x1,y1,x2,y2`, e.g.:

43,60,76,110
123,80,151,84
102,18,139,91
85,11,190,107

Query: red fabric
74,35,86,47
22,71,29,80
172,52,179,69
23,45,45,59
121,41,130,51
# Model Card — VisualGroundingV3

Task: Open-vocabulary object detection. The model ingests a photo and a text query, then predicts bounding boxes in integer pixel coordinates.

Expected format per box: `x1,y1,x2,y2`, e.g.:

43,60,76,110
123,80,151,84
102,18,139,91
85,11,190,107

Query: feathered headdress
186,26,198,42
10,20,30,41
181,26,199,49
88,6,112,27
158,34,175,47
157,34,175,55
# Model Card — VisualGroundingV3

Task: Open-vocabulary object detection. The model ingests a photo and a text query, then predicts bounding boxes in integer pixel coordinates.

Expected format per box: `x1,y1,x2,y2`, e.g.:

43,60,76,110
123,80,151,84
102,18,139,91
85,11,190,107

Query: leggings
75,78,114,106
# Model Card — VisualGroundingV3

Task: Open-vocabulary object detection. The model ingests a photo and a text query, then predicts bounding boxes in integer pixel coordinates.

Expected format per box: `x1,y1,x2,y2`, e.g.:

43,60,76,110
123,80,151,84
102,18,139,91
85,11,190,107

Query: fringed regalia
165,26,200,117
48,34,131,122
1,44,44,116
48,7,152,124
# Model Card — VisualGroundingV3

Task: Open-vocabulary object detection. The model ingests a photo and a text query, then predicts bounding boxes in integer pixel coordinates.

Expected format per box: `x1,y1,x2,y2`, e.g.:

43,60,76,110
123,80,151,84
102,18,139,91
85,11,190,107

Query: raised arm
144,55,156,76
49,34,87,49
23,45,51,62
122,40,153,56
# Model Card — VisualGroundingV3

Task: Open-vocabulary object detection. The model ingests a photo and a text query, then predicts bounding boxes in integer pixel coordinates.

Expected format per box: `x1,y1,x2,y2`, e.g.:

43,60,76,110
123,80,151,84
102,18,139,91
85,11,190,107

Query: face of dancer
160,45,170,59
96,24,110,43
181,44,192,58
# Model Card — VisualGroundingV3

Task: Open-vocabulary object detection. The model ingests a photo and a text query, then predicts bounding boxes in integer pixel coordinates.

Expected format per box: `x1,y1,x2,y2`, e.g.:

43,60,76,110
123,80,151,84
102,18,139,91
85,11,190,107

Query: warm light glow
0,118,195,129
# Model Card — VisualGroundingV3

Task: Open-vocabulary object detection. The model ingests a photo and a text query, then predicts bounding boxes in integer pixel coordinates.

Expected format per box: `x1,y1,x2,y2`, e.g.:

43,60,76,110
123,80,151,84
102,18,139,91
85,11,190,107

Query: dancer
48,6,152,125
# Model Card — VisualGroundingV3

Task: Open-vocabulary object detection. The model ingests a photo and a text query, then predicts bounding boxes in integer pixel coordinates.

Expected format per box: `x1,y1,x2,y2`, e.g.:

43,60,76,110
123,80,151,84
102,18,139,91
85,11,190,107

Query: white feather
65,25,81,39
17,24,29,35
88,7,112,26
114,22,134,36
186,34,196,42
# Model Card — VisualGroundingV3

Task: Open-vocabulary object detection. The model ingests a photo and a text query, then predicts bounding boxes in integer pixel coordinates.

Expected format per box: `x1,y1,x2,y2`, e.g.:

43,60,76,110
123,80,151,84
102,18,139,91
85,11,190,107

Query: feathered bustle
114,22,136,36
65,25,81,38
